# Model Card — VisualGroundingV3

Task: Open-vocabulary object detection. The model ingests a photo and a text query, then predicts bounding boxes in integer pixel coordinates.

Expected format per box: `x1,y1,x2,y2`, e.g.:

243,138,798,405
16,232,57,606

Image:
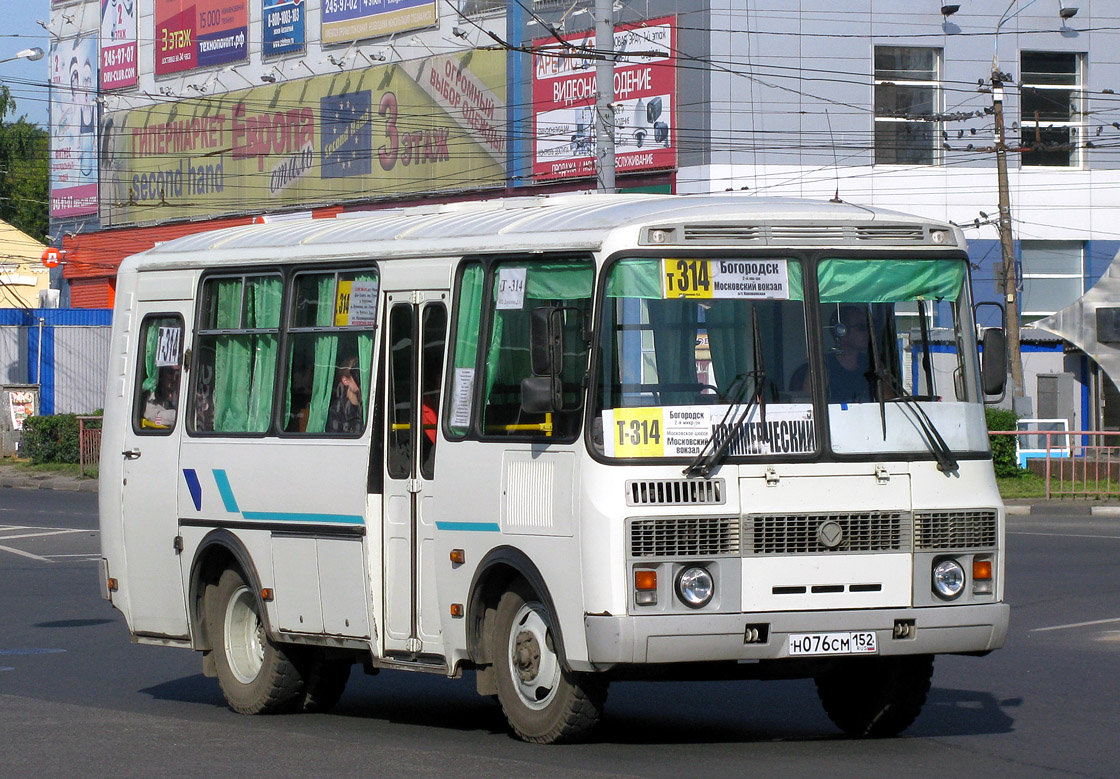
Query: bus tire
206,567,303,715
492,582,606,744
300,651,351,713
814,654,934,737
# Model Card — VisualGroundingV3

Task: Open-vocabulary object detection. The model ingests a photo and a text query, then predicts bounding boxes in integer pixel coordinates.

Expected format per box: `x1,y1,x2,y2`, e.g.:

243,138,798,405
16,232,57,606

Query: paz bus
98,193,1009,743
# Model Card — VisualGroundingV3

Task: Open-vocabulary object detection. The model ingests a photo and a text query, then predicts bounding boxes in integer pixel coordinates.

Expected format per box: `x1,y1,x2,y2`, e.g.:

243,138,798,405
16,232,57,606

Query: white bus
99,193,1009,743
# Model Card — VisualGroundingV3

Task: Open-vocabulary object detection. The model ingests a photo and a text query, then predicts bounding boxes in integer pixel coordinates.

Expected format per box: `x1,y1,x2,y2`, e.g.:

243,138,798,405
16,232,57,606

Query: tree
0,84,49,242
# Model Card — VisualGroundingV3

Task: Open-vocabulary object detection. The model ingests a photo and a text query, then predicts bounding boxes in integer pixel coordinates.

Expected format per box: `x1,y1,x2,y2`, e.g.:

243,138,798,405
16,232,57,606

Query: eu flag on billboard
320,91,373,178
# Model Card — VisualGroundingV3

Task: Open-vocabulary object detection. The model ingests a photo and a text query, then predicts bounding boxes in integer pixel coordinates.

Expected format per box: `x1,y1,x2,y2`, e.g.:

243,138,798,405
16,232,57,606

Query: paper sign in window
155,326,182,366
496,268,527,310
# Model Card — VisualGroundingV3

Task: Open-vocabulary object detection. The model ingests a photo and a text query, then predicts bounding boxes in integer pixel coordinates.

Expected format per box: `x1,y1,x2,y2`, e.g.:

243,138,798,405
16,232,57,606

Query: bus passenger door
119,307,190,639
382,291,448,657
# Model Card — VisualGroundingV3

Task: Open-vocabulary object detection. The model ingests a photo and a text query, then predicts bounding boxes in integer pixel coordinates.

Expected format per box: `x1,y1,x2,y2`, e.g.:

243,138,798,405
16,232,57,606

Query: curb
1005,503,1120,516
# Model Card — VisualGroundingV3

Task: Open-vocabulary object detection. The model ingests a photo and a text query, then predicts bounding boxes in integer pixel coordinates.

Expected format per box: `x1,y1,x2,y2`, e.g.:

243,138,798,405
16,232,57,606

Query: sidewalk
0,461,99,493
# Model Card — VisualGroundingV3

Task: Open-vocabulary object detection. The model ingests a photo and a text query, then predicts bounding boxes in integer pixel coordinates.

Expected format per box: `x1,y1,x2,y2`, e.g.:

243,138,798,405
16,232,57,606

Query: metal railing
77,416,102,477
990,430,1120,499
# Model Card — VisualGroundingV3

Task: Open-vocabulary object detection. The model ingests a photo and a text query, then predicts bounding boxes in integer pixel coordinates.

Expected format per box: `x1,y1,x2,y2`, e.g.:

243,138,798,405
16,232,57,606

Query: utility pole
594,0,615,193
991,67,1026,404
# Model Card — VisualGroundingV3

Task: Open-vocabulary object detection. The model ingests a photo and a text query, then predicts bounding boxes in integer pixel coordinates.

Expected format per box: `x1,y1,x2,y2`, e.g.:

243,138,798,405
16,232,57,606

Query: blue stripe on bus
435,521,501,532
183,469,203,511
242,511,364,524
212,469,240,514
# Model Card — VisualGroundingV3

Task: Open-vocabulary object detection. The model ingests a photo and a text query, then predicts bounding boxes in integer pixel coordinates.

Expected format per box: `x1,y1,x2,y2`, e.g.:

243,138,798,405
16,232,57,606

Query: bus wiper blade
874,371,958,473
683,370,765,478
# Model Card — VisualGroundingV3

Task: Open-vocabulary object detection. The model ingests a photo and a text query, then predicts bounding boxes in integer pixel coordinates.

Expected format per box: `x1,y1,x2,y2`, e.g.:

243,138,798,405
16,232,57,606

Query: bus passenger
142,366,179,429
327,357,363,434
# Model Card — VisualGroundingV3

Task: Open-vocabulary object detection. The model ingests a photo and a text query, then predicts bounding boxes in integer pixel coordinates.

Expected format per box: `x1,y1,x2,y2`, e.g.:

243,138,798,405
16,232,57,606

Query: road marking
1031,617,1120,633
1009,531,1120,541
0,529,91,541
0,545,51,562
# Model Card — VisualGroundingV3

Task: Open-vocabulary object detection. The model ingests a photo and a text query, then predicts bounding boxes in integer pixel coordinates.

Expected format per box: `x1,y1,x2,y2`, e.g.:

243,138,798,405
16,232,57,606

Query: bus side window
446,262,483,439
190,274,282,434
283,269,378,435
420,303,447,479
481,260,593,440
133,315,184,434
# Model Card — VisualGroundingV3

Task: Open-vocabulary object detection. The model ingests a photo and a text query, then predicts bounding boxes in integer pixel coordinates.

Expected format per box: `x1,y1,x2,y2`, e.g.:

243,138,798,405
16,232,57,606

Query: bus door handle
122,448,141,460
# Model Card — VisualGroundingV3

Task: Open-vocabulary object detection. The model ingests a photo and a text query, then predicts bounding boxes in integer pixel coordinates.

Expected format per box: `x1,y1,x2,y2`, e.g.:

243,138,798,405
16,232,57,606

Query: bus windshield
592,255,986,462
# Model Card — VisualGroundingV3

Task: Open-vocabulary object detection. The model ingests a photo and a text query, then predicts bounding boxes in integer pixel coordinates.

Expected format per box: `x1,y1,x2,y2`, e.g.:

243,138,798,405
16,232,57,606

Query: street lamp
0,47,45,65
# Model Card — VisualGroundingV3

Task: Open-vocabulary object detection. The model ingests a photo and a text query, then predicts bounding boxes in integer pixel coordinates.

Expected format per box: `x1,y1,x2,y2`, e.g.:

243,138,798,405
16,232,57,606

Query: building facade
46,0,1120,425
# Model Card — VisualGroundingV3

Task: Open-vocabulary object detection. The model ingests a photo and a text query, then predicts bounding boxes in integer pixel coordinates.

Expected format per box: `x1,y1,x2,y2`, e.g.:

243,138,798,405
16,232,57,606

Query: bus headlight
932,559,966,600
676,566,714,608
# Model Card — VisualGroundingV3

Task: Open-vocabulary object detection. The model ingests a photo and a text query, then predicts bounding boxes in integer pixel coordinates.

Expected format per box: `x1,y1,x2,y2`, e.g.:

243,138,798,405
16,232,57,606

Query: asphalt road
1,488,1118,777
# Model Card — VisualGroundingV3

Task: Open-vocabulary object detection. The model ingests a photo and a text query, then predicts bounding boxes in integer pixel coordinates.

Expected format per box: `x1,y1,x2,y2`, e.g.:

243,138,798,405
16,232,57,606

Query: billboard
533,16,676,182
322,0,436,46
263,0,306,58
100,0,138,90
155,0,248,75
50,35,99,218
100,49,506,226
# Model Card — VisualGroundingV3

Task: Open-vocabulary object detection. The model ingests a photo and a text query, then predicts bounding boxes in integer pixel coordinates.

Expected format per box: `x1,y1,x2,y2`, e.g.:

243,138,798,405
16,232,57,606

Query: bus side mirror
981,328,1007,397
529,306,564,377
523,307,565,414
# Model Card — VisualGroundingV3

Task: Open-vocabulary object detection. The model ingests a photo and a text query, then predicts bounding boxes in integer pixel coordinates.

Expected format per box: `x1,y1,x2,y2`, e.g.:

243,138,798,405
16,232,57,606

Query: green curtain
211,277,280,433
307,276,340,433
246,278,281,431
213,280,248,432
818,258,964,303
141,322,160,393
646,298,699,405
705,300,751,397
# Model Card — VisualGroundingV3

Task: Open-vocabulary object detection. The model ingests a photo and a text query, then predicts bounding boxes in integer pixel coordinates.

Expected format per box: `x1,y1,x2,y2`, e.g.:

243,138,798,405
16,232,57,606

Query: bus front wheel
814,654,934,737
491,582,606,744
206,567,303,714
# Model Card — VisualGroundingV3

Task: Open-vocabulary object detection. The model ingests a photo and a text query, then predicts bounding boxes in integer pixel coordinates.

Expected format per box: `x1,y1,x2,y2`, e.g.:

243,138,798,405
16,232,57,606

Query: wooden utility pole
991,68,1025,401
594,0,615,193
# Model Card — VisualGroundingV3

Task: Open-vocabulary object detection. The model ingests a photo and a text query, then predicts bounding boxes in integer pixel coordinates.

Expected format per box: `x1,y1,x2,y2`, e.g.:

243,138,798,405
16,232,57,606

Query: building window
460,0,503,16
874,47,941,165
1020,51,1083,167
1021,241,1084,321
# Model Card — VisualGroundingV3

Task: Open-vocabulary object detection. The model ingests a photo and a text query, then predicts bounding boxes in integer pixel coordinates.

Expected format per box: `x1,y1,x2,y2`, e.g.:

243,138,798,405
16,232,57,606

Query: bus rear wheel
491,582,606,744
206,567,303,715
814,654,934,737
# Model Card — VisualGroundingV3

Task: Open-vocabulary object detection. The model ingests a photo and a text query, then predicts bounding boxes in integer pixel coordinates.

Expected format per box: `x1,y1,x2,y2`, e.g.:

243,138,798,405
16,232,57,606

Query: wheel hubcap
224,585,264,684
507,602,560,710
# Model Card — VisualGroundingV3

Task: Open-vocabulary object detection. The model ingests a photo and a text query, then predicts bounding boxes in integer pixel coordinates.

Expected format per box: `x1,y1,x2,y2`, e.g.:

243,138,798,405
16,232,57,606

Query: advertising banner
50,35,99,218
100,49,506,226
155,0,248,75
533,16,675,182
263,0,306,58
100,0,138,89
322,0,436,46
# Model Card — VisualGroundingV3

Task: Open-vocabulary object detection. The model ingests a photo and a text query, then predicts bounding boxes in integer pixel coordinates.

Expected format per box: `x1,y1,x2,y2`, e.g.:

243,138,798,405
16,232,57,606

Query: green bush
21,414,83,464
985,407,1026,478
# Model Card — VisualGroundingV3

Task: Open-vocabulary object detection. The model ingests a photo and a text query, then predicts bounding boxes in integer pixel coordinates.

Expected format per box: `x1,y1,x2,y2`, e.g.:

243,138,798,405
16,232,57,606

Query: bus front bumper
582,603,1009,667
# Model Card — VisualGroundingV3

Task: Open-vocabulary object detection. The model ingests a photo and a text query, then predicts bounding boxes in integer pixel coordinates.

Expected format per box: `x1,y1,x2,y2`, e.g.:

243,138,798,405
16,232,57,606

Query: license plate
787,631,878,656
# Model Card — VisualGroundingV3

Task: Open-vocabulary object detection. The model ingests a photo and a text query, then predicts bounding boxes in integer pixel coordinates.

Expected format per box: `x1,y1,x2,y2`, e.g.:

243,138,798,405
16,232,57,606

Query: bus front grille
626,478,725,506
914,510,998,550
746,512,908,555
629,517,741,558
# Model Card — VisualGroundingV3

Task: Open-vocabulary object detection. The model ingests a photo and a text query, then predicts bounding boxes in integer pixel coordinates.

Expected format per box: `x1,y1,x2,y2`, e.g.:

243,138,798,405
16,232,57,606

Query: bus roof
121,193,963,272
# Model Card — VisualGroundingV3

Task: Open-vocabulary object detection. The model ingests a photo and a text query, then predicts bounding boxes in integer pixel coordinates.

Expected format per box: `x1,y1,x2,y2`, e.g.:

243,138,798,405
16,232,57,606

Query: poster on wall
50,35,99,218
322,0,436,46
155,0,248,75
263,0,306,58
532,16,676,182
100,0,138,89
100,48,507,225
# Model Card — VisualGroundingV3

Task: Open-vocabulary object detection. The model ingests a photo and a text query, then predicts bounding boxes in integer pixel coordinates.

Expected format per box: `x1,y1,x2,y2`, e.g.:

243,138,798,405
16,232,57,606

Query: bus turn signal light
973,560,992,580
635,570,657,591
